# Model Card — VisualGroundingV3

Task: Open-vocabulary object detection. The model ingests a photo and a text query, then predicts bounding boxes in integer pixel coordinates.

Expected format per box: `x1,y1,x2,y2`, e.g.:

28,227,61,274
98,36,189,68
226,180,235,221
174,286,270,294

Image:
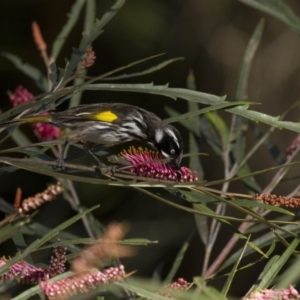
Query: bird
0,103,183,170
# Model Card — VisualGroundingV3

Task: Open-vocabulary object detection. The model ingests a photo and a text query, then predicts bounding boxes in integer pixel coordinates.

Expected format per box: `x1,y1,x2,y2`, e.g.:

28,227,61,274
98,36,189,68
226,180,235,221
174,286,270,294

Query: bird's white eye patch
170,149,175,155
161,150,169,158
165,128,180,149
155,129,164,144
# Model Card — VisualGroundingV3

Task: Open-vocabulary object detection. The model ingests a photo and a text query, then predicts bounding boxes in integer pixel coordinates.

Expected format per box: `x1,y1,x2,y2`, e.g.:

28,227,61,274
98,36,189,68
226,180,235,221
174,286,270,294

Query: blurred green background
1,0,300,297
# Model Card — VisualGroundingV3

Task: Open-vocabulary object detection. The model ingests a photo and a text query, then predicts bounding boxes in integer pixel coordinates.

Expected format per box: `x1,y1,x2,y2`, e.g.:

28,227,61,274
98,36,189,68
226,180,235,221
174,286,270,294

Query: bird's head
152,124,183,170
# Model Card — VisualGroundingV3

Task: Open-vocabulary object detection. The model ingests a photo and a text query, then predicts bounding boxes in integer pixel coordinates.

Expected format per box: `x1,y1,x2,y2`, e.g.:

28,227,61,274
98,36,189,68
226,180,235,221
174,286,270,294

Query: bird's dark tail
0,115,52,129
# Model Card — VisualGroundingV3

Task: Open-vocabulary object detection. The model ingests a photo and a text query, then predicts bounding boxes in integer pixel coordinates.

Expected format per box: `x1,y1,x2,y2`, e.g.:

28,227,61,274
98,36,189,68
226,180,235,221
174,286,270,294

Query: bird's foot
93,164,117,176
53,157,65,170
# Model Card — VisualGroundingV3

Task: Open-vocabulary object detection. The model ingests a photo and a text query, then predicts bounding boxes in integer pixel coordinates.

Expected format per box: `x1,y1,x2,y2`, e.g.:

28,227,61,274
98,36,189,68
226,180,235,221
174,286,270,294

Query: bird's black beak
169,157,181,170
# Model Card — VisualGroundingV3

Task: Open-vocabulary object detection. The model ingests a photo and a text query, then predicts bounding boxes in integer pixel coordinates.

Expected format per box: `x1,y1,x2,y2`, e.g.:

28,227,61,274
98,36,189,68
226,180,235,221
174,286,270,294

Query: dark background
1,0,300,297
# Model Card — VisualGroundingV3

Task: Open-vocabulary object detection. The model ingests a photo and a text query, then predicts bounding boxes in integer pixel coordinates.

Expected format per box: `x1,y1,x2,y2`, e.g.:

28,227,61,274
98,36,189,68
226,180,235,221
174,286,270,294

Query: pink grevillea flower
33,112,62,141
9,85,34,107
0,258,48,284
0,246,67,284
156,278,189,298
8,86,62,140
244,285,298,300
40,265,126,300
115,147,198,182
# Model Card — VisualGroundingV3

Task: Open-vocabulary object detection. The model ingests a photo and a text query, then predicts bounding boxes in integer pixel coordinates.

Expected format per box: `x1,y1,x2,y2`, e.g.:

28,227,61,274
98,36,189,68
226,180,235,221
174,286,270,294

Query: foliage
1,0,300,299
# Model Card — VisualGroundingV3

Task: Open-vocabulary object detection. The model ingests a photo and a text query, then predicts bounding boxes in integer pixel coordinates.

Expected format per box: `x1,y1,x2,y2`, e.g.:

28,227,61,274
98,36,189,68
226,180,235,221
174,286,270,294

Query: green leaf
205,111,229,149
115,281,180,300
193,278,225,300
0,206,99,276
239,0,300,35
235,19,264,100
227,105,300,133
2,53,48,91
49,62,58,90
63,0,125,82
164,231,193,285
84,82,300,133
68,0,97,108
10,128,33,148
119,238,159,245
164,101,253,124
50,0,86,60
222,236,250,297
276,256,300,288
232,199,294,216
231,18,264,192
0,219,28,244
12,230,33,264
36,237,92,250
101,58,184,81
85,82,226,104
84,0,96,34
200,116,223,155
252,237,300,290
219,223,300,272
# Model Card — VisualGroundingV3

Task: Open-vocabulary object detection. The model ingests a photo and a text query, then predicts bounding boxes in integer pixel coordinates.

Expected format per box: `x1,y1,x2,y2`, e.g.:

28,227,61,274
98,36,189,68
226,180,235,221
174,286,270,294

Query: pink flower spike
8,86,62,140
115,147,198,182
40,265,125,300
33,119,62,140
0,246,67,285
8,86,34,107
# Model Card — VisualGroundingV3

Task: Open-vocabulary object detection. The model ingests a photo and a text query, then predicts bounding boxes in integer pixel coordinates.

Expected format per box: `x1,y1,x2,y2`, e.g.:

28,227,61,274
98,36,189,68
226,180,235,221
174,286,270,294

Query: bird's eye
170,149,176,155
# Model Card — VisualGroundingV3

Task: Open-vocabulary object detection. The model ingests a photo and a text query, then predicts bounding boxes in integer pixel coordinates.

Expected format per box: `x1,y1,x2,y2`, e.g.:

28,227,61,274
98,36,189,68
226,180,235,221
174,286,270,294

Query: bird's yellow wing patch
76,110,118,122
94,111,118,122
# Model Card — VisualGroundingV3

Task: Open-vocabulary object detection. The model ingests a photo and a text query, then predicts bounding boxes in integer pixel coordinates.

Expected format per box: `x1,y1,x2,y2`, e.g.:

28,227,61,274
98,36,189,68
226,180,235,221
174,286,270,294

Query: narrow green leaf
222,236,250,296
85,83,226,104
0,206,99,276
115,282,176,300
84,82,300,133
63,0,125,81
237,240,276,272
244,255,280,298
10,128,33,148
254,237,300,290
164,101,253,124
84,0,96,34
100,58,184,81
0,221,23,244
37,237,92,250
219,223,300,272
201,116,223,155
239,0,300,35
235,19,264,100
119,238,158,245
192,278,225,300
205,111,229,149
276,257,300,288
227,105,300,133
2,53,48,91
68,0,97,108
164,231,193,285
236,161,261,193
50,0,86,60
232,199,294,216
0,239,42,275
12,230,33,264
49,62,58,90
231,14,264,193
